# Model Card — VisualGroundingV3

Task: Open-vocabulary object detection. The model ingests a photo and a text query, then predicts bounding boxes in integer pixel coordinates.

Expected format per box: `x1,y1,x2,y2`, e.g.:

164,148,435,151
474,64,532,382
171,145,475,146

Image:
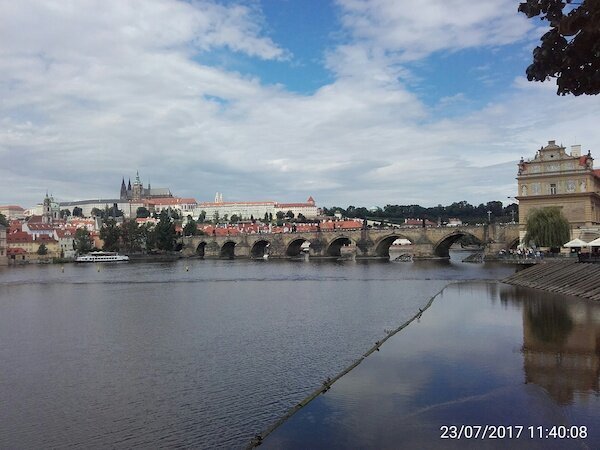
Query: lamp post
487,210,492,223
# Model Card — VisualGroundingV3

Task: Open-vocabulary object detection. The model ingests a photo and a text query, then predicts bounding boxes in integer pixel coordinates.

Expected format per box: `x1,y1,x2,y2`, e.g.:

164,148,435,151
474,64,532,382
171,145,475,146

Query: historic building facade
516,140,600,239
120,172,173,202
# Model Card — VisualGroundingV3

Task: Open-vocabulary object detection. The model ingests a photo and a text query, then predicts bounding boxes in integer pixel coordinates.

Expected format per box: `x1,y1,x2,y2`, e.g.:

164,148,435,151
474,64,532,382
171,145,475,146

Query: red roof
7,248,27,255
7,232,34,243
145,197,197,206
0,205,25,210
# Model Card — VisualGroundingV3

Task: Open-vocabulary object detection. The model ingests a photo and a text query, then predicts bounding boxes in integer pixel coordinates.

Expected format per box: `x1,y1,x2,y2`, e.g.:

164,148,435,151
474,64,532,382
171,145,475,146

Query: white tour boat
75,251,129,263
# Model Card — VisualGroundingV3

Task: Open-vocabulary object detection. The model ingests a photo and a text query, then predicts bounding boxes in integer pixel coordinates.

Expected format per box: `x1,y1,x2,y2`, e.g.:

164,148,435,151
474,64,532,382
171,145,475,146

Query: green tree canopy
518,0,600,95
183,218,198,236
136,206,150,218
37,243,48,255
0,212,8,227
156,210,176,251
100,219,121,252
72,207,83,217
74,228,93,254
120,219,143,253
525,207,571,249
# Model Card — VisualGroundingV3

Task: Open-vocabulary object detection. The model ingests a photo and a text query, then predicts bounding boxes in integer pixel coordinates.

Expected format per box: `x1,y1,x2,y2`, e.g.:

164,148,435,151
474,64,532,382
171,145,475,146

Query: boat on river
75,251,129,263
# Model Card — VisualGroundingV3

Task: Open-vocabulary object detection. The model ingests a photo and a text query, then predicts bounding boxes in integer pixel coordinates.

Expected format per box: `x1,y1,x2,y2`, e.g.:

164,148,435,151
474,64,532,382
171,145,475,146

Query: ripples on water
0,256,514,448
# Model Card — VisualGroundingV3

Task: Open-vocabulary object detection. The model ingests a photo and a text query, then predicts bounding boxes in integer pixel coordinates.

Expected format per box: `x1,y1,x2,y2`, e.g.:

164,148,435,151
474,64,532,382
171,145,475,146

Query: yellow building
516,140,600,240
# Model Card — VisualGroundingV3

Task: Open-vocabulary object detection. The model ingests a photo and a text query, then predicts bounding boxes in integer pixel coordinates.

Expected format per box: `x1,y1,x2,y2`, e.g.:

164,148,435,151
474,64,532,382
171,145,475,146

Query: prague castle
516,140,600,238
120,171,173,201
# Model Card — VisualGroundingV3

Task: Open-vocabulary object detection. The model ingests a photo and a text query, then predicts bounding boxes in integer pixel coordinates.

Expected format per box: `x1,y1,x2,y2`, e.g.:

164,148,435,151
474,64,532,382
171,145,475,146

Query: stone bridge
180,224,520,260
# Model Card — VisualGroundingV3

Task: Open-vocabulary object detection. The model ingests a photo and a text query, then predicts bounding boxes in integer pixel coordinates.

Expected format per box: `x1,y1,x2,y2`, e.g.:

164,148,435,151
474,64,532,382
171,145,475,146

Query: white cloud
1,0,599,210
335,0,534,61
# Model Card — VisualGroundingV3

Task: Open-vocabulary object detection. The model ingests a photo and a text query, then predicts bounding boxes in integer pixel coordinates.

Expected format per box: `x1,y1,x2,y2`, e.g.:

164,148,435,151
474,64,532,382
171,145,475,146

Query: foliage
120,219,143,253
0,212,7,227
74,228,93,254
155,210,177,251
60,209,71,219
524,207,571,248
322,200,517,224
183,218,198,236
140,222,157,251
285,210,295,219
518,0,600,95
72,207,83,217
136,206,150,218
91,207,103,218
37,243,48,255
198,210,207,223
230,214,239,223
100,219,121,252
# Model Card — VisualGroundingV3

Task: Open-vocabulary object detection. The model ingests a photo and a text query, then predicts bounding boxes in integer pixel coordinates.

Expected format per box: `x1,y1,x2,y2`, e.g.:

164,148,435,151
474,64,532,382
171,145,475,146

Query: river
1,255,597,448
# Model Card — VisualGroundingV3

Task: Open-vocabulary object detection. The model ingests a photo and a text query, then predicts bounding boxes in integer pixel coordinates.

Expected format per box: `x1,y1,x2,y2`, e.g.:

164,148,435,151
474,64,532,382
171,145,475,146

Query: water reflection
264,283,600,449
498,285,600,405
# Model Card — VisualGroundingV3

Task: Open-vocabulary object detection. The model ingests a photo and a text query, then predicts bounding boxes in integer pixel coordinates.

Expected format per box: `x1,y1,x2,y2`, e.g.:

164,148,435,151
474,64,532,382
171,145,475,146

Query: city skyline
2,0,600,208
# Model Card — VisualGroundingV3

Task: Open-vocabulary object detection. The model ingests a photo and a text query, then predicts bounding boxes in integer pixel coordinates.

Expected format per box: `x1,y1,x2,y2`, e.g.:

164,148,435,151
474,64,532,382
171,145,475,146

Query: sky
2,0,600,209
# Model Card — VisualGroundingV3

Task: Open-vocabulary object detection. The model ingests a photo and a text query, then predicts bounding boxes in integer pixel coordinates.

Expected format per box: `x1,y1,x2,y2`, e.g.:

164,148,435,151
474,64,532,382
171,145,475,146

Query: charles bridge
180,224,520,260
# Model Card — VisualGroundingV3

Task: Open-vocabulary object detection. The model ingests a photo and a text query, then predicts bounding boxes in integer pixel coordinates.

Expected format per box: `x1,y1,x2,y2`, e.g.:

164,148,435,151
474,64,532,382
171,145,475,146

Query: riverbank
503,260,600,300
259,281,600,449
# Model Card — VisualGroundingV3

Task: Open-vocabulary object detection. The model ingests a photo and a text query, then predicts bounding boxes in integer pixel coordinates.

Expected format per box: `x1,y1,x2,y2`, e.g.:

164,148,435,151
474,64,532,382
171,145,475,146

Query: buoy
185,266,189,271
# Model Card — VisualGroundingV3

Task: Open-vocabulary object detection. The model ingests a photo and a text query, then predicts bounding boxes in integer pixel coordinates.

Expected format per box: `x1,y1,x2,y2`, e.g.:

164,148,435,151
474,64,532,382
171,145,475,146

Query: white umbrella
563,238,588,247
586,237,600,247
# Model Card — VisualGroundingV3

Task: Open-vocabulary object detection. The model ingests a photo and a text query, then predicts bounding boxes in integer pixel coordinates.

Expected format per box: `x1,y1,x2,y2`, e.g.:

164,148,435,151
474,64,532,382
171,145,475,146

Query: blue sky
1,0,600,209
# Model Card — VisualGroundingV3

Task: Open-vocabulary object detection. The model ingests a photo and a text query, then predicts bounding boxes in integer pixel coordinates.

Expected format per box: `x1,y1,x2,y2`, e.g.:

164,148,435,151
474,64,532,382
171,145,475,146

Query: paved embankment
503,260,600,300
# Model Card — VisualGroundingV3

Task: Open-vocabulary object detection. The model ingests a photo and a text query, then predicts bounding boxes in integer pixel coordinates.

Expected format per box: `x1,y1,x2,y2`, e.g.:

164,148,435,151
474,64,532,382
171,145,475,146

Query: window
550,183,557,195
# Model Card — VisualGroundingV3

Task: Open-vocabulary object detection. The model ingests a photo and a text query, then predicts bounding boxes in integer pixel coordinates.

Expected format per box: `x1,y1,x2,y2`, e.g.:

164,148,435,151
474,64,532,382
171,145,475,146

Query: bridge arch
374,234,414,257
326,236,354,257
250,240,271,258
196,241,207,258
286,238,310,257
433,232,483,258
220,241,236,259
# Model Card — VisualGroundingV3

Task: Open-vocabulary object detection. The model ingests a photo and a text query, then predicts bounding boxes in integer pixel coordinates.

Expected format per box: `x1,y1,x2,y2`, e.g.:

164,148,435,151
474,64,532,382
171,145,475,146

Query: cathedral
119,172,173,202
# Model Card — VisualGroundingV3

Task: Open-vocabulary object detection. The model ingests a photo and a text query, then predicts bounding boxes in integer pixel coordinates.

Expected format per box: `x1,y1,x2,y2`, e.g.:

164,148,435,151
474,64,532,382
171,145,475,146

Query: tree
276,211,285,226
285,210,295,219
183,217,198,236
72,207,83,217
60,209,71,219
120,219,143,253
155,210,176,251
525,207,570,249
37,243,48,255
213,211,220,224
74,228,92,254
518,0,600,95
100,219,121,252
91,207,103,218
263,212,269,223
230,214,239,223
136,206,150,218
198,210,207,223
0,212,7,227
140,222,157,251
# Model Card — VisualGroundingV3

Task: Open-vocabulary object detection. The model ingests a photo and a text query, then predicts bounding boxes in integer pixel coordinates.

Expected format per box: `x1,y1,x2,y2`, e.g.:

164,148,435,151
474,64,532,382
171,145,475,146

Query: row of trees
74,210,180,254
322,201,519,224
